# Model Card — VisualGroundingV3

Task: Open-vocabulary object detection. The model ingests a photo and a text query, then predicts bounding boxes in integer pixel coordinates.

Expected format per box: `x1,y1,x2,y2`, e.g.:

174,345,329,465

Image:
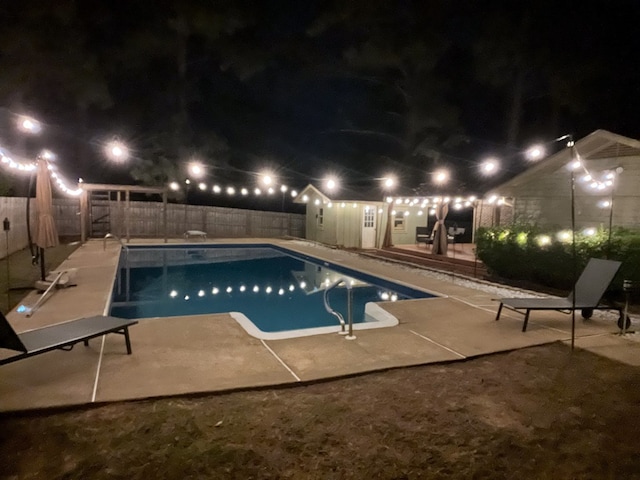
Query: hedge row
475,225,640,293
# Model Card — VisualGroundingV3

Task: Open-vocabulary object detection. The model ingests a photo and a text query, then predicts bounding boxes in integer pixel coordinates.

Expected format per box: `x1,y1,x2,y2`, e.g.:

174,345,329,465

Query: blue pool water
109,245,434,336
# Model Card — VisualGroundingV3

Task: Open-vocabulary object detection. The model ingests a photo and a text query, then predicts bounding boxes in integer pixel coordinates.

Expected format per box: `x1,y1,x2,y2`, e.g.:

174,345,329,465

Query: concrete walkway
1,239,637,412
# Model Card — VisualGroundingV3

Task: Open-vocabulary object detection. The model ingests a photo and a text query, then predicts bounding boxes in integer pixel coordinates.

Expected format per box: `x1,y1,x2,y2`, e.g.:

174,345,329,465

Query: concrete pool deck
1,238,638,412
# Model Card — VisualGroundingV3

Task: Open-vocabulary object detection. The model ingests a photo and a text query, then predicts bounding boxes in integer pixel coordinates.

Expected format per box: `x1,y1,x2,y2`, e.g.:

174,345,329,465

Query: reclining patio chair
495,258,623,332
0,311,138,366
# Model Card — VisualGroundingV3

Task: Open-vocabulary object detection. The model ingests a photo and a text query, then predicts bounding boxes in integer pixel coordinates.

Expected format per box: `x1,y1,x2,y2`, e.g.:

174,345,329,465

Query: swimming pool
109,244,436,339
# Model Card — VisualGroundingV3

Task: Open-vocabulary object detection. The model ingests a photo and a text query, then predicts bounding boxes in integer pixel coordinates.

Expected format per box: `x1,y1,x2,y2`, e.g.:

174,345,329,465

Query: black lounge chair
0,311,138,366
495,258,623,332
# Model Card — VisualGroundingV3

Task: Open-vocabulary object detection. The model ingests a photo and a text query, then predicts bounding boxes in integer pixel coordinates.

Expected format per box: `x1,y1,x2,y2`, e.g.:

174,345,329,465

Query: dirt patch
1,342,639,479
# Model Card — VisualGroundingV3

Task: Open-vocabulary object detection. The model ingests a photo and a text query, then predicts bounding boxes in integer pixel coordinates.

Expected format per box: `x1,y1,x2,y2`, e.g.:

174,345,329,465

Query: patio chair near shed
494,258,623,332
0,311,138,366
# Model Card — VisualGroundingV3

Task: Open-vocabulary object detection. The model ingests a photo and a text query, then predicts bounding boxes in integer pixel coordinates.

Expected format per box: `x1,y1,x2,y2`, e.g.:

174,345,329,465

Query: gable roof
292,183,422,204
292,184,331,204
494,130,640,197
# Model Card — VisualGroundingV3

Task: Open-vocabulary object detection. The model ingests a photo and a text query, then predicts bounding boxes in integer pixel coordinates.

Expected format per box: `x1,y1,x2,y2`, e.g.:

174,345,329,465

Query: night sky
1,0,639,208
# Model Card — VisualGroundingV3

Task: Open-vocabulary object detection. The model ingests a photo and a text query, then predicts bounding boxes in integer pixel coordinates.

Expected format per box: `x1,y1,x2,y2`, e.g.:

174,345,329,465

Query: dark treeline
1,0,638,203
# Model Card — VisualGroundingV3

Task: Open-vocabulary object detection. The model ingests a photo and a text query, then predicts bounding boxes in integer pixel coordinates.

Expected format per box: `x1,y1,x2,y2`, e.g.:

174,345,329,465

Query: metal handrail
323,278,356,340
103,233,126,251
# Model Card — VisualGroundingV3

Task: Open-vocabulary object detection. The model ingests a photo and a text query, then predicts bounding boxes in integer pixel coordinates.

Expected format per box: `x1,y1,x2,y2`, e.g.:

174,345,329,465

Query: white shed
293,184,476,249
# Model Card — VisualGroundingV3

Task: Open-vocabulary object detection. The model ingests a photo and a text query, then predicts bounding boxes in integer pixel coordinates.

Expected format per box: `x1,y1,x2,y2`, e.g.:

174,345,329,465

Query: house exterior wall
305,201,389,248
334,204,358,248
509,155,640,229
389,208,427,245
304,200,338,245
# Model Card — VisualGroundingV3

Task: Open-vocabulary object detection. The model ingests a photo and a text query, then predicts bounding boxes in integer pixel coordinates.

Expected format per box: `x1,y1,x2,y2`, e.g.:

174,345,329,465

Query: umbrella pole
39,247,46,281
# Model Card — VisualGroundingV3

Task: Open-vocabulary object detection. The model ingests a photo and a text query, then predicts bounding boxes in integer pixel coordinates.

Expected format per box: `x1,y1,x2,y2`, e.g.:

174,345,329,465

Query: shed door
361,206,376,249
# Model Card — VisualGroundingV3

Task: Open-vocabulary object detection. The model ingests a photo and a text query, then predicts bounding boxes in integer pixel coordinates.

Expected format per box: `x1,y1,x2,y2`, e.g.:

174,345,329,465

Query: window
363,208,374,228
393,211,406,231
317,207,324,227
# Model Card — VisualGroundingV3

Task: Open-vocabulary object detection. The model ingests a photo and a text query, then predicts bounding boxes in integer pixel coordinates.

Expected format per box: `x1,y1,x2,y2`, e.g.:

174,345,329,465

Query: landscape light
557,230,573,243
537,235,552,246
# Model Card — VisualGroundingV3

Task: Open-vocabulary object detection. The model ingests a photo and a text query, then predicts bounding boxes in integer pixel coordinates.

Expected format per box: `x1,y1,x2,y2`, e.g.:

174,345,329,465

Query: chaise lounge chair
495,258,623,332
0,311,138,366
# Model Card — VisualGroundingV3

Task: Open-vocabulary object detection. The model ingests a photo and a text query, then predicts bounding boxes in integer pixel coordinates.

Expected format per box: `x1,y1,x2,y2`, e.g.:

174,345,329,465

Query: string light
17,115,41,134
0,148,82,196
526,145,545,161
0,109,625,211
105,140,129,162
432,168,450,185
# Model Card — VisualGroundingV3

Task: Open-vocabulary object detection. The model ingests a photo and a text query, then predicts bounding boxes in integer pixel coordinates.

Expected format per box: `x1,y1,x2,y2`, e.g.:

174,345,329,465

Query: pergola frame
78,183,168,243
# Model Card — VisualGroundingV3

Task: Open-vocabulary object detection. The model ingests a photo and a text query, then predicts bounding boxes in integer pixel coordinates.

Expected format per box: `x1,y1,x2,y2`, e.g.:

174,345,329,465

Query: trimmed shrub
476,225,640,293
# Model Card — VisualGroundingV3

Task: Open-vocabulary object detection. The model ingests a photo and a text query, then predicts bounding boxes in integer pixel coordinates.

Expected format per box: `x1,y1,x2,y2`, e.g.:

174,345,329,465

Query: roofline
493,129,640,194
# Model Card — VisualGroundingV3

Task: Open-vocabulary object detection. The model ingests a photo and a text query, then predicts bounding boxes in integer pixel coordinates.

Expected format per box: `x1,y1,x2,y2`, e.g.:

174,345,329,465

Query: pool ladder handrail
103,233,126,251
323,278,356,340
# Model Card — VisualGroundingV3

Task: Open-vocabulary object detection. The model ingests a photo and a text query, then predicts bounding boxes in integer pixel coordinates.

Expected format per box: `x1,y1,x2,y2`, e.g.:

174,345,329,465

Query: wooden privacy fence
106,200,305,239
0,196,305,259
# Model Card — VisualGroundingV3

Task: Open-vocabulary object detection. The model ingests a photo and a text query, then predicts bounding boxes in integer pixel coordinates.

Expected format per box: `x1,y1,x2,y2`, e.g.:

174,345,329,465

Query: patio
1,238,638,412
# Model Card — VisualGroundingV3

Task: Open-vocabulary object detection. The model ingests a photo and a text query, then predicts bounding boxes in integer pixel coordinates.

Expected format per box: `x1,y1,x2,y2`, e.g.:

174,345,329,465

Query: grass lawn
1,342,638,479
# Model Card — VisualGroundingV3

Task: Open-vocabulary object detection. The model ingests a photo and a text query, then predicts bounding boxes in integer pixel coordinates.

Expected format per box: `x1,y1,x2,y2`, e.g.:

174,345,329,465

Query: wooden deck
361,243,488,278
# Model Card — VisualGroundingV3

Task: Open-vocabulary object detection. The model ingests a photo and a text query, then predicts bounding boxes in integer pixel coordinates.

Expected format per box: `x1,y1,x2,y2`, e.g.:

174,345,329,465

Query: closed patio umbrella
34,158,59,280
431,201,449,255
